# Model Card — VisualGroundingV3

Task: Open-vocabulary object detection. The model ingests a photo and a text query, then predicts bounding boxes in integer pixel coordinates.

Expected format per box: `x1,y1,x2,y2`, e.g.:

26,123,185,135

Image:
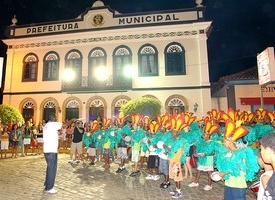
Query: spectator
0,126,10,158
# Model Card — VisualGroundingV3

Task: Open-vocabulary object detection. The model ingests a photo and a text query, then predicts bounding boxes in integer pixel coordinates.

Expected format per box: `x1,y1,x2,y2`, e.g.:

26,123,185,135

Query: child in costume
83,120,99,165
115,118,132,173
166,115,190,199
145,121,160,181
188,119,220,191
129,114,145,177
167,130,189,198
215,119,259,200
101,117,114,168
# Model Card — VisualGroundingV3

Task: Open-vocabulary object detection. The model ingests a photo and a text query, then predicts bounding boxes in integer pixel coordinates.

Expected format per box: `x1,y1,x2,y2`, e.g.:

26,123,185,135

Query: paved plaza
0,153,257,200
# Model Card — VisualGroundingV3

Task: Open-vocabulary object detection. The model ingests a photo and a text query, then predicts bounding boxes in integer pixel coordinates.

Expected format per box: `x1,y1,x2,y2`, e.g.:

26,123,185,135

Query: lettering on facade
26,23,79,34
118,14,179,25
23,13,181,35
262,86,275,93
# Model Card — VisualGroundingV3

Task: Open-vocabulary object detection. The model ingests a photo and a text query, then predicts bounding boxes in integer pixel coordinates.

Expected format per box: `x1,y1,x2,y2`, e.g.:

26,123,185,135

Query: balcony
61,76,132,93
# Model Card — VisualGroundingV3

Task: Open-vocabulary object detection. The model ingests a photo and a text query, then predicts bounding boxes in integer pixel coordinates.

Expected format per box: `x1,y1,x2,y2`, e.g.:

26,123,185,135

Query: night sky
0,0,274,82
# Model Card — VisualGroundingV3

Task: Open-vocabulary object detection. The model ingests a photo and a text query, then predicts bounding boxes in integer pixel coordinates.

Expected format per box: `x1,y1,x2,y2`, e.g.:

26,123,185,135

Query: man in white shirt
43,113,75,194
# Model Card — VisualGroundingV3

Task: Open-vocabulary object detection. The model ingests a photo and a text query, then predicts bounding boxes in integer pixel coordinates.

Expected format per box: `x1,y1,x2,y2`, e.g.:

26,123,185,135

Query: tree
0,104,25,125
120,97,161,119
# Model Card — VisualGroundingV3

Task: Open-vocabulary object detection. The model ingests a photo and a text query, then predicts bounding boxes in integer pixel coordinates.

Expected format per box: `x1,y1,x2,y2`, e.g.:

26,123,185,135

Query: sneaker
188,182,199,187
89,162,95,165
116,167,123,173
160,181,170,189
45,188,58,194
121,167,126,171
169,189,177,195
75,160,80,163
160,182,166,188
204,185,212,191
129,171,139,177
145,175,154,180
68,159,73,163
152,175,160,180
171,191,182,199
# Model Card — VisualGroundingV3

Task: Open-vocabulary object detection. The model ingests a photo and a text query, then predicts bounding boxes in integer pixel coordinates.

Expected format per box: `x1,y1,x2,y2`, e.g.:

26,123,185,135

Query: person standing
68,120,84,163
9,124,21,158
260,132,275,199
43,114,75,194
216,119,259,200
256,151,273,200
0,126,10,158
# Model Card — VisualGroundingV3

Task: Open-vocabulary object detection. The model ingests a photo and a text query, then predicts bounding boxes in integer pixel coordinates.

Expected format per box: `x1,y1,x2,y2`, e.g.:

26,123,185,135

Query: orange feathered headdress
169,113,196,132
90,120,99,130
143,116,151,126
149,121,160,134
224,119,249,141
131,114,143,125
207,109,219,120
255,108,269,123
102,117,112,127
203,119,220,135
157,113,171,129
220,108,241,122
267,111,275,123
114,112,125,125
239,111,255,124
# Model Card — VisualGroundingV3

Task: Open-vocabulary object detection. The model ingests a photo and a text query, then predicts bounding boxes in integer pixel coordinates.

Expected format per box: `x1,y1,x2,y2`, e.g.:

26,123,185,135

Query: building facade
211,67,275,112
3,0,212,123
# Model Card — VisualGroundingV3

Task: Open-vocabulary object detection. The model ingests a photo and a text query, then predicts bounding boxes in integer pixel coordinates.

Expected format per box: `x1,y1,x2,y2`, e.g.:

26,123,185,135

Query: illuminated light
123,65,134,78
95,66,109,81
62,68,75,82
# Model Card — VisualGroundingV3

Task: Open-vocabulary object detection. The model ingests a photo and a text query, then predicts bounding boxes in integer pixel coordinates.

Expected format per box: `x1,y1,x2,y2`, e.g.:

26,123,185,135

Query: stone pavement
0,153,257,200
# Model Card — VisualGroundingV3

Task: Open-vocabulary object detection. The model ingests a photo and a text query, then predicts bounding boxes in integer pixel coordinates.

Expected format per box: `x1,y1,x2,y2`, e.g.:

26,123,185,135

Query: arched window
113,45,132,86
138,44,158,76
89,99,104,122
22,53,38,81
66,100,79,120
168,97,185,115
88,47,107,87
164,42,186,76
64,50,82,87
43,51,59,81
114,98,128,116
22,101,34,122
43,101,57,122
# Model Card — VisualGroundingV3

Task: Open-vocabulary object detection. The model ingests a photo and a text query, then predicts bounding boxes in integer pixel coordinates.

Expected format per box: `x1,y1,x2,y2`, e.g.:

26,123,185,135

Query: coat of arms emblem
92,14,104,27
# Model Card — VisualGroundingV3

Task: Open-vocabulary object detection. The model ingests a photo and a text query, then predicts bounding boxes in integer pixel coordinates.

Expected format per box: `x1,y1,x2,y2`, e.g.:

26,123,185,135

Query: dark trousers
44,153,58,191
224,186,246,200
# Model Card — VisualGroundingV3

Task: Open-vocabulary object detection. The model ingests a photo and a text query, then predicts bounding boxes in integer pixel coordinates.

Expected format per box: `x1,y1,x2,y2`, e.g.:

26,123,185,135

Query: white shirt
43,122,62,153
257,170,273,200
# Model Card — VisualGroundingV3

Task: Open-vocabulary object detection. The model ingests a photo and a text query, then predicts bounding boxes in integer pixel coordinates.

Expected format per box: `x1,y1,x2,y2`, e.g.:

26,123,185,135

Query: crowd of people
0,119,44,158
1,108,275,199
72,108,275,199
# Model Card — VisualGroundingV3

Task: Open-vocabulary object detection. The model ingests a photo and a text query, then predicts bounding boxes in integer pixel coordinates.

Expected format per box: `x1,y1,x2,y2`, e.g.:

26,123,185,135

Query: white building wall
2,2,212,123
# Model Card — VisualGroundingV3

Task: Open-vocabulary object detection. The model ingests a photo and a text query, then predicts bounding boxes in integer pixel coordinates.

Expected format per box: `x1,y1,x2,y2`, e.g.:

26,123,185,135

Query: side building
2,0,212,123
211,66,275,112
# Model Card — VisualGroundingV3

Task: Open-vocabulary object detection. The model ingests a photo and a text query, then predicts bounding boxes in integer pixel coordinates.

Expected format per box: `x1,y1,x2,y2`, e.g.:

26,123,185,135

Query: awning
240,97,275,105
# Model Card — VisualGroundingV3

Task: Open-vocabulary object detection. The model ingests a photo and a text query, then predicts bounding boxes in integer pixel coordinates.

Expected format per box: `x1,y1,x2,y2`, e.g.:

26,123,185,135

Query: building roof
211,66,258,96
218,66,258,82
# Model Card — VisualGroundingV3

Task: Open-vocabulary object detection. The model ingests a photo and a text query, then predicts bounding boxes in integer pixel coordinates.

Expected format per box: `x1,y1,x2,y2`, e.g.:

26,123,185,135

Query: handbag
189,145,197,167
190,154,197,167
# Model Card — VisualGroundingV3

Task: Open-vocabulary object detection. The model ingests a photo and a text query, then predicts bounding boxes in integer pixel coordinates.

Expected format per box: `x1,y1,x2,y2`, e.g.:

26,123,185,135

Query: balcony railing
61,76,132,93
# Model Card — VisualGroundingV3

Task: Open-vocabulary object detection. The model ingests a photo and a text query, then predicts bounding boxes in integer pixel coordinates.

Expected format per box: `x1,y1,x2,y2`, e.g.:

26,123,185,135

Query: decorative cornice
8,30,198,49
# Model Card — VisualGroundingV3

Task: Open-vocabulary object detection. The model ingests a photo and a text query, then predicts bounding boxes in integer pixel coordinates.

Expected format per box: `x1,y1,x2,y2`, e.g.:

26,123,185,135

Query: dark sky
0,0,274,82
